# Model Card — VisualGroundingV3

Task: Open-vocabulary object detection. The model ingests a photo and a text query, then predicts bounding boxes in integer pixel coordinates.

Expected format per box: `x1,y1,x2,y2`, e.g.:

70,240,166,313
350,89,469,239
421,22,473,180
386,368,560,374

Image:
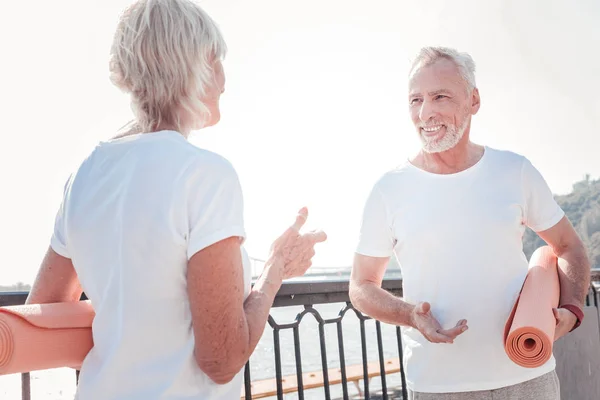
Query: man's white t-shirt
356,146,565,393
51,130,252,400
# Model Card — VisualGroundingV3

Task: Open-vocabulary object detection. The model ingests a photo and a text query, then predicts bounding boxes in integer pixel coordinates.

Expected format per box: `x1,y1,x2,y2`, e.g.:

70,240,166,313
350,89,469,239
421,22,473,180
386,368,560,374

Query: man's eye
435,95,447,100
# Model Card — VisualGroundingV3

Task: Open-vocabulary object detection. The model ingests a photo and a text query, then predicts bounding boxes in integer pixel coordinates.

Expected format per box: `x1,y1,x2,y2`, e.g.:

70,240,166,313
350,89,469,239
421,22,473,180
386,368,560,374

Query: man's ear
471,87,481,115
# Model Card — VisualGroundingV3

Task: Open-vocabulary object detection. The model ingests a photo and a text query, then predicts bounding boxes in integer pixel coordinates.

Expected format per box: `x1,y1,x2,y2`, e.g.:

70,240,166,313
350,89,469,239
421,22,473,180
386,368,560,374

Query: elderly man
349,47,590,399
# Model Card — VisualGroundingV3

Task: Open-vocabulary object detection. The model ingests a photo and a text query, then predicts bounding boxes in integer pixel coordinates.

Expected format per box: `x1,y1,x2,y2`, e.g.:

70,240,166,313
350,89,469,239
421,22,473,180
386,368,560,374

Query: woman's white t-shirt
51,130,251,400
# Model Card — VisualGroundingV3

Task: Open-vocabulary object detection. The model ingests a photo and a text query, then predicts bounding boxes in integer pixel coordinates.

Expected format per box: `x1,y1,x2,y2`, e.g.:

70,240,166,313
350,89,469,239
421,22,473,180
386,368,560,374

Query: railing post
336,317,349,400
292,325,305,400
359,319,370,400
272,326,284,400
375,321,388,400
317,320,331,400
243,361,252,400
21,372,31,400
396,326,408,400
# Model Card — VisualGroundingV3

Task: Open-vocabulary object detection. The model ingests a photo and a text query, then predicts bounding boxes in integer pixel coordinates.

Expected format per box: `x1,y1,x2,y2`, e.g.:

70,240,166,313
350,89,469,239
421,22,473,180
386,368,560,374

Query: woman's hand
269,207,327,280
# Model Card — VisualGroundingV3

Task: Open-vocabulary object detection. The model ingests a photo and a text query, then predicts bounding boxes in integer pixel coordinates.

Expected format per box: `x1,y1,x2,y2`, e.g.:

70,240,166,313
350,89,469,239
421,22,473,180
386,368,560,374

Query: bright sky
0,0,598,285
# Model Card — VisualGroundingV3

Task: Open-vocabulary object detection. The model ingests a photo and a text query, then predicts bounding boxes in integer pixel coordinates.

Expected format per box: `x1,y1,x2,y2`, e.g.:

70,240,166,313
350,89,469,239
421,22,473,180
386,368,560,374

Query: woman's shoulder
176,143,240,186
184,145,236,173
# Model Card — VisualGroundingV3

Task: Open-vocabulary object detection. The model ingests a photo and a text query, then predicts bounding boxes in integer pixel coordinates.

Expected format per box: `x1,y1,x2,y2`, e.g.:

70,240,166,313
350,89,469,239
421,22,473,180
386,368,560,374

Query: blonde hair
409,46,476,90
109,0,227,133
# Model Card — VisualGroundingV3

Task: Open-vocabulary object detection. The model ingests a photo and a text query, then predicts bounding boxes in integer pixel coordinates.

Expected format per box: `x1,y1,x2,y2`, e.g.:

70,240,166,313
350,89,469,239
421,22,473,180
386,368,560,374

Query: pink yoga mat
0,300,94,375
504,246,560,368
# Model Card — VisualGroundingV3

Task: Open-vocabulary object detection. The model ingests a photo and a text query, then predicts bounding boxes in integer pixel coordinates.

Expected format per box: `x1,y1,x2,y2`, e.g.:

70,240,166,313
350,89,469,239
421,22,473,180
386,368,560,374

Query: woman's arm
187,237,282,385
25,246,83,304
187,209,326,384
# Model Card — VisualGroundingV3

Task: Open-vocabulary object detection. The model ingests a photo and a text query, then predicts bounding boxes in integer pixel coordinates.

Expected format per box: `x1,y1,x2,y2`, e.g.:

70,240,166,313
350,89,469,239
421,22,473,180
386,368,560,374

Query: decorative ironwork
1,269,599,400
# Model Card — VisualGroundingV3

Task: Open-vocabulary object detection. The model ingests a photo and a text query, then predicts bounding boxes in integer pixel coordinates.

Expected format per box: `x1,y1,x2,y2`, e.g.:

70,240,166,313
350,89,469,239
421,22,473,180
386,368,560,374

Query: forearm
26,283,82,305
212,260,283,381
240,261,283,360
555,243,591,308
25,248,83,305
350,281,415,327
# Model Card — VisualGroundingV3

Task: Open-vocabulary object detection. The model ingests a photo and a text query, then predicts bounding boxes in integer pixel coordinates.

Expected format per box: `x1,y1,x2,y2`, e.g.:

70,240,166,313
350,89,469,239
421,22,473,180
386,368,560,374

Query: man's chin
420,136,460,154
419,135,444,153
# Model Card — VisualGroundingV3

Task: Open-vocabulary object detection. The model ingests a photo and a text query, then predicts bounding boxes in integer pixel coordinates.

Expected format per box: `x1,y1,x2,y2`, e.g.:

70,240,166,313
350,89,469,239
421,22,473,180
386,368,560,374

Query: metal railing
2,270,600,400
243,278,407,400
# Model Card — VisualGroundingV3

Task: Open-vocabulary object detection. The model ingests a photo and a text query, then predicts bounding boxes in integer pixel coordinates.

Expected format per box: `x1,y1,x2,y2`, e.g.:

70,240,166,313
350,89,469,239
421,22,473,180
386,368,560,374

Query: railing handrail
3,267,599,308
0,279,404,309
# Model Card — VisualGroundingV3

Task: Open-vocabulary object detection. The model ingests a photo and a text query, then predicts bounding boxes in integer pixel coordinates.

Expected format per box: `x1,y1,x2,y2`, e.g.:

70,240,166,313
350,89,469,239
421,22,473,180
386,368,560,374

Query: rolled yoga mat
504,246,560,368
0,300,94,375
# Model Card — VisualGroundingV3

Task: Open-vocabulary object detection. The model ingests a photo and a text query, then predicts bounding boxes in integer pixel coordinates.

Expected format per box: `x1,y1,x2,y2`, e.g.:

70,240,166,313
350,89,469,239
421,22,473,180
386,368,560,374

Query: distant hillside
523,175,600,267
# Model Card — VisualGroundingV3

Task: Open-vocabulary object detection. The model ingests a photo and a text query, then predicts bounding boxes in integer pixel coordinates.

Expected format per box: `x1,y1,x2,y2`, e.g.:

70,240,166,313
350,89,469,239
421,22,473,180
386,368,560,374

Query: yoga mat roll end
0,301,94,375
0,319,14,369
504,246,559,368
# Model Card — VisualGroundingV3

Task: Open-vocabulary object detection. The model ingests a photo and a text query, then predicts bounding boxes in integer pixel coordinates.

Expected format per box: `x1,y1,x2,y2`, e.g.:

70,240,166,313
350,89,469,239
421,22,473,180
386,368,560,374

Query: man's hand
411,302,468,344
553,307,578,341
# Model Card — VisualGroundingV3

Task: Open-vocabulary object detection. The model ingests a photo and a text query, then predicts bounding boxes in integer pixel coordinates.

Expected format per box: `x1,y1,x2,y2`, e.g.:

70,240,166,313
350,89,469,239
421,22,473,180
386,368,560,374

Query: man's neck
411,139,485,175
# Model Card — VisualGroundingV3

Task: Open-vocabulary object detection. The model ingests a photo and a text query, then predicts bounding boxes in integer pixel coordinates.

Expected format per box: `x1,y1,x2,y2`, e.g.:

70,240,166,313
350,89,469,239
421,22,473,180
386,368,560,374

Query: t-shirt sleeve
355,182,396,257
521,157,565,232
50,175,72,258
186,158,246,260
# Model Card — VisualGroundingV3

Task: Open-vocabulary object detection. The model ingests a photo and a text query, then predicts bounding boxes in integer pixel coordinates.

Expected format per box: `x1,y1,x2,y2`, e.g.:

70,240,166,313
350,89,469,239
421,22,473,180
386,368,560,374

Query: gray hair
109,0,227,133
409,46,476,90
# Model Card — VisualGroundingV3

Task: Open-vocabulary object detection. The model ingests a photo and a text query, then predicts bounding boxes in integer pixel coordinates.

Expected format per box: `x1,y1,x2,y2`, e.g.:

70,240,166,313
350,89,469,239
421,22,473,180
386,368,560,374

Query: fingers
552,308,560,325
428,330,455,344
299,260,312,270
419,310,468,344
291,207,308,232
303,248,316,260
288,208,327,241
416,301,431,314
437,319,468,341
552,308,570,341
304,230,327,244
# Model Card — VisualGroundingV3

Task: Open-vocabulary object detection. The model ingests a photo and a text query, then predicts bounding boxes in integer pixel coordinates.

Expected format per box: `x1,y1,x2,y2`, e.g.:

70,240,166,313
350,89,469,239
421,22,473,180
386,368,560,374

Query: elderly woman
25,1,326,399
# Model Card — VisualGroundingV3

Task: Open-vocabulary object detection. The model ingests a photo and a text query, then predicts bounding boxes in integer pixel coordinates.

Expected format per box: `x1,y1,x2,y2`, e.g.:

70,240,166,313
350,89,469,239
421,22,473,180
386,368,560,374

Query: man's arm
351,182,467,343
537,215,590,335
349,254,468,343
537,216,590,309
520,158,590,333
349,254,415,326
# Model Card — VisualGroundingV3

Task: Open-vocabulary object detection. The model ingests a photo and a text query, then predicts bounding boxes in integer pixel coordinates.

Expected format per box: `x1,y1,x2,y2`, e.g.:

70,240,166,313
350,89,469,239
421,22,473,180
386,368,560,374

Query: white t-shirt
356,146,565,393
51,130,252,400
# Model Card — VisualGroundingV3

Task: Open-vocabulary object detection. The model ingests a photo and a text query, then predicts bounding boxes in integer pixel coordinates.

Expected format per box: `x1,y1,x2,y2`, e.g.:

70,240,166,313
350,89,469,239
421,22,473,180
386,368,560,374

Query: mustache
417,121,448,128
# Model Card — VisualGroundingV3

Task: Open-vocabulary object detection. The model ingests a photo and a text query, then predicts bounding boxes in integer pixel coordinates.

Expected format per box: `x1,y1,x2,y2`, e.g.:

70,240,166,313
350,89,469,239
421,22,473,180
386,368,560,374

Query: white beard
420,117,469,154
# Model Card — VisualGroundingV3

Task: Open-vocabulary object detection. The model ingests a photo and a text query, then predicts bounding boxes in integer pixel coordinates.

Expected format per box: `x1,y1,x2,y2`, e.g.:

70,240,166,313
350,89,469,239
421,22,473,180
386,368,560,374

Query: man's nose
419,99,436,123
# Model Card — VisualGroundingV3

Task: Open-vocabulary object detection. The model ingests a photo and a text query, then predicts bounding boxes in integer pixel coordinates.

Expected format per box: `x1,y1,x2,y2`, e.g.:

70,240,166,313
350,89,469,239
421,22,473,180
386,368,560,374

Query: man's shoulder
374,162,415,188
365,163,418,204
486,146,529,174
484,146,529,169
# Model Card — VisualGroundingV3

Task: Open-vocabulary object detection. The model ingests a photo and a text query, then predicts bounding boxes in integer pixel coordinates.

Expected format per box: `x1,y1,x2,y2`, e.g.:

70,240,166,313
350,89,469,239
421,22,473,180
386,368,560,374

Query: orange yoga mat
504,246,560,368
0,300,95,375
